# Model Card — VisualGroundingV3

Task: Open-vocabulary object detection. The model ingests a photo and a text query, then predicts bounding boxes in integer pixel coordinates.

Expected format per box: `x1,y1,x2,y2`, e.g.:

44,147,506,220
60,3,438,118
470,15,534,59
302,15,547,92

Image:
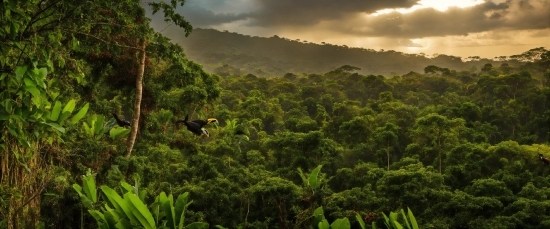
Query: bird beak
208,119,219,129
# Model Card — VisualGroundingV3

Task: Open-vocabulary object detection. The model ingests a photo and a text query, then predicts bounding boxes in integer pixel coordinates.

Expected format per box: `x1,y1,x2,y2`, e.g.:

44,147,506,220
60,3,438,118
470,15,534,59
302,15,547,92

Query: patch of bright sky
373,0,485,16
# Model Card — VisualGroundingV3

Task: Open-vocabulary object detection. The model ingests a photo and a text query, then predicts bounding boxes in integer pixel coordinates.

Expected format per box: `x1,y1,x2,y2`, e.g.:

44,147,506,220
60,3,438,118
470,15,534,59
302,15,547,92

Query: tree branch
60,29,144,51
20,0,63,37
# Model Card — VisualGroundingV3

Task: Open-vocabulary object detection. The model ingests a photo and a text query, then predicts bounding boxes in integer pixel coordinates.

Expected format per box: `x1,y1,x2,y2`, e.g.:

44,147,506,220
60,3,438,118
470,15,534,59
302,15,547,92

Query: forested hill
165,28,509,77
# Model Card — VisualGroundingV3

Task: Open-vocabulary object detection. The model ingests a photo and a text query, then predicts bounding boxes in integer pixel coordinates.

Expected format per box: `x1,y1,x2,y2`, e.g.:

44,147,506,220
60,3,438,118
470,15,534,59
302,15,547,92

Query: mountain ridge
162,28,523,77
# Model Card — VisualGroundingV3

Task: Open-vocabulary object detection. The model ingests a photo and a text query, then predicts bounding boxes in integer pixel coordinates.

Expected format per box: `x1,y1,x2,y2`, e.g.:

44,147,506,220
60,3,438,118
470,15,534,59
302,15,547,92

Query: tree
120,1,193,157
410,113,465,173
373,123,400,170
481,63,493,72
1,2,92,227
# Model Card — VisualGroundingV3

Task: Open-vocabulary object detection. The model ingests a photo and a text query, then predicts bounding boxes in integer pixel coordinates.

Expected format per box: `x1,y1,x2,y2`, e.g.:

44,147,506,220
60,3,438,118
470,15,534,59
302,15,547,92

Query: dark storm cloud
175,0,420,27
343,0,550,38
179,4,251,27
245,0,420,26
157,0,550,39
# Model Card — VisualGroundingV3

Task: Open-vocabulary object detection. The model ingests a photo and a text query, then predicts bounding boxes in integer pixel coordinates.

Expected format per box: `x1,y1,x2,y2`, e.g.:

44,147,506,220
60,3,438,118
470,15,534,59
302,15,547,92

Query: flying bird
190,118,218,128
176,115,218,137
539,154,550,166
112,113,131,127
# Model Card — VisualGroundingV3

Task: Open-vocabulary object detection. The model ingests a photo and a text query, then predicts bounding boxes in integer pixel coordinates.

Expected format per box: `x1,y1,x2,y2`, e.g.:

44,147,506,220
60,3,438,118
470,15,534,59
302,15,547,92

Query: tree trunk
386,140,390,171
1,137,47,229
438,133,442,174
125,39,146,158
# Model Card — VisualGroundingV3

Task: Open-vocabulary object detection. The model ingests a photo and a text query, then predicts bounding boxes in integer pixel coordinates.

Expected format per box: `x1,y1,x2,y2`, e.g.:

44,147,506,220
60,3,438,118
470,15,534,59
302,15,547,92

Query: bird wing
112,113,120,122
185,121,203,135
113,113,128,126
191,120,208,127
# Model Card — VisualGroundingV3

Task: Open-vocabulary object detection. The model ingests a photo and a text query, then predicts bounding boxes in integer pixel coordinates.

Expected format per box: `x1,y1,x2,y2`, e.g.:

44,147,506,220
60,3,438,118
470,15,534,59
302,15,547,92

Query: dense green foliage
1,1,550,229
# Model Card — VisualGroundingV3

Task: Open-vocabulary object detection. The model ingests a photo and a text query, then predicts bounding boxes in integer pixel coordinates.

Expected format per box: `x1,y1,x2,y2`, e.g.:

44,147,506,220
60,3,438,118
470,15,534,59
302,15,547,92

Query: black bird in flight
176,114,218,137
112,113,131,127
539,153,550,166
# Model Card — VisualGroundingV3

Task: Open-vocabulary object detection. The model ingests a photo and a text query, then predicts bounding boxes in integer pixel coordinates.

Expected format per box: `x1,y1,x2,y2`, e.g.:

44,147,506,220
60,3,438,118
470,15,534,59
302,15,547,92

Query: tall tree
0,0,197,226
373,123,400,170
411,113,465,173
1,1,92,227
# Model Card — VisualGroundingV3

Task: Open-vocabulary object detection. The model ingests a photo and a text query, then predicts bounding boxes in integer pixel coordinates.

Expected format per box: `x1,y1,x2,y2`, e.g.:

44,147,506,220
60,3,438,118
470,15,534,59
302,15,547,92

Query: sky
149,0,550,59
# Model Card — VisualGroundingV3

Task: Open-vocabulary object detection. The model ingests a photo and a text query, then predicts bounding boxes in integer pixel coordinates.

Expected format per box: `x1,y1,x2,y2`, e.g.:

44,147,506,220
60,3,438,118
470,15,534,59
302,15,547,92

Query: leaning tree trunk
125,39,147,158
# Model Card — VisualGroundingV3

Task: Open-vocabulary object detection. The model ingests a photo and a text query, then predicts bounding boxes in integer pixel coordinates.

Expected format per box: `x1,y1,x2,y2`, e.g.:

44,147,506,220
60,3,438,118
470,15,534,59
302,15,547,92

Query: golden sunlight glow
406,39,432,50
373,0,485,16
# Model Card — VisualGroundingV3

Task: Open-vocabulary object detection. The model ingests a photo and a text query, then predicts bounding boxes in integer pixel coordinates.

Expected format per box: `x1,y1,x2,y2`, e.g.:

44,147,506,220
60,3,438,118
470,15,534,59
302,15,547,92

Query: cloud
168,0,420,27
179,5,251,27
149,0,549,59
339,0,550,38
245,0,420,27
161,0,550,38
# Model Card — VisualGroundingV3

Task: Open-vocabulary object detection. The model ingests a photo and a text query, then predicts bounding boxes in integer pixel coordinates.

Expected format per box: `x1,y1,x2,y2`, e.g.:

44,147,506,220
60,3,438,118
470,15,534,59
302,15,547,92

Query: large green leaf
94,115,105,135
82,173,97,203
297,168,307,186
43,122,65,133
72,184,93,209
330,218,350,229
83,122,93,136
355,214,366,229
400,209,411,229
70,103,89,124
110,127,131,141
58,99,76,123
175,192,191,229
3,99,13,113
15,65,27,82
125,193,156,229
23,76,36,86
23,86,40,98
389,212,399,229
57,111,72,125
61,99,76,114
88,210,106,226
120,181,134,194
407,208,418,229
186,222,209,229
115,217,132,229
104,209,122,229
30,67,48,82
318,219,330,229
382,213,391,228
101,186,139,223
309,165,323,190
393,221,404,229
160,192,176,229
50,101,62,121
312,206,325,228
